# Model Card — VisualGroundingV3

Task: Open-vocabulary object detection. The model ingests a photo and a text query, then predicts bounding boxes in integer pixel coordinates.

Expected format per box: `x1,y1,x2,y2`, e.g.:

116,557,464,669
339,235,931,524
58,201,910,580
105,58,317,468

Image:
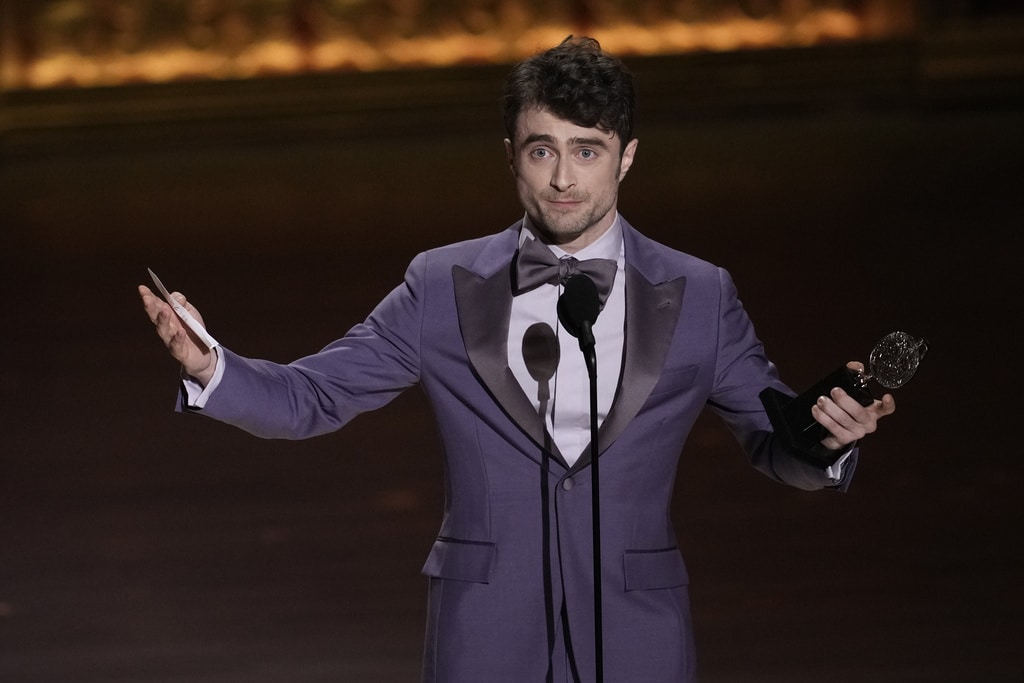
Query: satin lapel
453,263,562,465
573,264,687,470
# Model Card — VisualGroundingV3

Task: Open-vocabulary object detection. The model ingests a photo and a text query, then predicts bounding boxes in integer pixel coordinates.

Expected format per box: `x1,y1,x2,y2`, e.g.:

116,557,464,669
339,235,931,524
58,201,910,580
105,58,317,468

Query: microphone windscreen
522,322,560,382
557,274,600,340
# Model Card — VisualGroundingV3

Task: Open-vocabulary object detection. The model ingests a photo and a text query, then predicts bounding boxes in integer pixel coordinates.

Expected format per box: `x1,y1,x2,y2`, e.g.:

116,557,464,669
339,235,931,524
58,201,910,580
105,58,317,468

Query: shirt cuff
181,347,224,409
825,448,853,483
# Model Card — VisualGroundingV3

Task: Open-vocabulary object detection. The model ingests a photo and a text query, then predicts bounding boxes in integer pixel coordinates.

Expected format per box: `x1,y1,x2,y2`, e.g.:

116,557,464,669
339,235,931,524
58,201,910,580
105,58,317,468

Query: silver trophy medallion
862,331,929,390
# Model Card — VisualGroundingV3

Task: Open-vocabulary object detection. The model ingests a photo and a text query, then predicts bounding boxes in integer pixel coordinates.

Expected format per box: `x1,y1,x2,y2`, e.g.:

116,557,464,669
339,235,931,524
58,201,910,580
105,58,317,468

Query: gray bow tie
513,236,617,306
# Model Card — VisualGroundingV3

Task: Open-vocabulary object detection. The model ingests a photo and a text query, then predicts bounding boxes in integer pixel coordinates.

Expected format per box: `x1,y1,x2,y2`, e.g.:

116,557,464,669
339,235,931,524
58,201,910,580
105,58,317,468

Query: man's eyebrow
522,133,555,145
569,136,611,149
520,133,611,149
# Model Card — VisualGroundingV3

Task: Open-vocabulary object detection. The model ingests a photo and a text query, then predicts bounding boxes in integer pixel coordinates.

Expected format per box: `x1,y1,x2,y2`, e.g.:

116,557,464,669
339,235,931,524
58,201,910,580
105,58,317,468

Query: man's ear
618,138,639,180
504,138,517,176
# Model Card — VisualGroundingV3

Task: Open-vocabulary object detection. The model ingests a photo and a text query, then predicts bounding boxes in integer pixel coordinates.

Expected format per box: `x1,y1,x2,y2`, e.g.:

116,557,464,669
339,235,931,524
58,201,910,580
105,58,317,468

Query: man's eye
531,148,549,158
579,149,595,159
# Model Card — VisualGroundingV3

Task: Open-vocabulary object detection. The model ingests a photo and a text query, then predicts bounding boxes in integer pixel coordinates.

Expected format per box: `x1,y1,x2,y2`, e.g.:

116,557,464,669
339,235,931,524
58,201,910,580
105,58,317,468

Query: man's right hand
139,285,218,386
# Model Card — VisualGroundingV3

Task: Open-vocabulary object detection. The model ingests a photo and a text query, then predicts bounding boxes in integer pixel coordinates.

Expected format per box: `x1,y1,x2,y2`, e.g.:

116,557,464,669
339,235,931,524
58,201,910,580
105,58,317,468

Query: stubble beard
528,190,618,246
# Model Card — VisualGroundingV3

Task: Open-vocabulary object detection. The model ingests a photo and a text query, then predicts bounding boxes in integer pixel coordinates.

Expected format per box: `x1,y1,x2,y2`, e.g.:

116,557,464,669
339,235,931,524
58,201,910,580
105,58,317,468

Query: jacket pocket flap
624,548,689,591
421,537,495,584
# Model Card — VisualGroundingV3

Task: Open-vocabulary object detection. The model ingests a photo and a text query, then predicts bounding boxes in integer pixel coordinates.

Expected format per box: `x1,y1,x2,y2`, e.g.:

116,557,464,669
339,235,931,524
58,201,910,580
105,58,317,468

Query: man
140,36,895,683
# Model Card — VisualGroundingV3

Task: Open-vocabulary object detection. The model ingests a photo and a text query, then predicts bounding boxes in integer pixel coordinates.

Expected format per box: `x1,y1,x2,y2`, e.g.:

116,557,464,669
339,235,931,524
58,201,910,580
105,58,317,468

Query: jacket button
562,477,575,491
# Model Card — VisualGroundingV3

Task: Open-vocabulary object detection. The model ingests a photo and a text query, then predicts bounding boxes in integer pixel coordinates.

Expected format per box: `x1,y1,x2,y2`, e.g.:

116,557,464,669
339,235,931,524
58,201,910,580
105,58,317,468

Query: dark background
2,10,1023,683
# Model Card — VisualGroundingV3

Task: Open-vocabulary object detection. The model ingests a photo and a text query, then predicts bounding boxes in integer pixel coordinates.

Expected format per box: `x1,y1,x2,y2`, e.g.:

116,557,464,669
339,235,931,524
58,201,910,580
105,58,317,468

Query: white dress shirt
508,215,626,466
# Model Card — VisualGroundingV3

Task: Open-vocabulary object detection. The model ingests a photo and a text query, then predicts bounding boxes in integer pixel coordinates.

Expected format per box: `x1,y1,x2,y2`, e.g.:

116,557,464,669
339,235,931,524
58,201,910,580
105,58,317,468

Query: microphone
557,273,601,377
522,323,560,403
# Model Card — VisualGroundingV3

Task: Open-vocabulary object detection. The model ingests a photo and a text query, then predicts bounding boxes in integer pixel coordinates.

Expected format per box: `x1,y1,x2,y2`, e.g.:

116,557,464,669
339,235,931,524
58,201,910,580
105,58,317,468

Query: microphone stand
557,273,605,683
579,320,603,683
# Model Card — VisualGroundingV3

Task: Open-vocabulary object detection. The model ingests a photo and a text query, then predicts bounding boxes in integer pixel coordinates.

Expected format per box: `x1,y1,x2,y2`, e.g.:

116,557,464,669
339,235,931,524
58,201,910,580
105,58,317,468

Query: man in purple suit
140,36,895,683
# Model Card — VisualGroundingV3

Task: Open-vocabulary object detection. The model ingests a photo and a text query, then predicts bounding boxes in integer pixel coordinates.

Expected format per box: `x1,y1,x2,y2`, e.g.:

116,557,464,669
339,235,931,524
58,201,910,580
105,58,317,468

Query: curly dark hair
502,36,635,152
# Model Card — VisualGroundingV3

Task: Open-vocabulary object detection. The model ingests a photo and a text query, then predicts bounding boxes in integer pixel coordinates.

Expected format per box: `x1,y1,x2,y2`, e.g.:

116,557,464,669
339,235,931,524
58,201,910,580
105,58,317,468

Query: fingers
140,284,171,330
877,393,897,417
139,284,217,384
812,390,865,446
812,386,897,449
139,285,203,332
139,284,189,359
173,292,206,328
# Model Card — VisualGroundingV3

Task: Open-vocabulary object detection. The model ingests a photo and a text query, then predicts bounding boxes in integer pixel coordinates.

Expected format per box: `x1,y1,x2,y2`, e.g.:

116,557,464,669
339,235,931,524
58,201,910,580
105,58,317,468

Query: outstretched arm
138,284,218,386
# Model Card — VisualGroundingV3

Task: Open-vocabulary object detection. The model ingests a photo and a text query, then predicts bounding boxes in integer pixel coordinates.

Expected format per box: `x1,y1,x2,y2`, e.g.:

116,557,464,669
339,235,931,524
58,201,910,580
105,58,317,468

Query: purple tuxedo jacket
193,217,856,682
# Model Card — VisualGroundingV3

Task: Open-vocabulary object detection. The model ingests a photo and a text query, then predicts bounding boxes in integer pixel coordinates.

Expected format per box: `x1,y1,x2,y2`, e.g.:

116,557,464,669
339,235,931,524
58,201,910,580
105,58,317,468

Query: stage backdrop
1,0,917,90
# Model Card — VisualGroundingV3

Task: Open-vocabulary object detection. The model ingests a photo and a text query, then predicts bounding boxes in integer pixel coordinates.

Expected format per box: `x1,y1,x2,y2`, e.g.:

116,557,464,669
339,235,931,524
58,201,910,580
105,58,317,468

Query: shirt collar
519,213,624,263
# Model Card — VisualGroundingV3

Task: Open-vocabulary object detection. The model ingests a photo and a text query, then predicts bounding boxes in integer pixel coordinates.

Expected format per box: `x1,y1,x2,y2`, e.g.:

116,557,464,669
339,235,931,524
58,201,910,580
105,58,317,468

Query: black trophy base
760,366,875,468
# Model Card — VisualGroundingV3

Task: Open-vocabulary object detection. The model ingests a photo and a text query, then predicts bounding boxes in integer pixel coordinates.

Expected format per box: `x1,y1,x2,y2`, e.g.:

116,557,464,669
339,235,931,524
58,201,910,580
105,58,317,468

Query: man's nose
550,158,575,191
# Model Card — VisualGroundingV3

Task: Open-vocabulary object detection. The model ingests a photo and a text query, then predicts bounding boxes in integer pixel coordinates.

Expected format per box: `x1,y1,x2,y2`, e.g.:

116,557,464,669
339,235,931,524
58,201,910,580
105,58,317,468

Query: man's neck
523,212,621,254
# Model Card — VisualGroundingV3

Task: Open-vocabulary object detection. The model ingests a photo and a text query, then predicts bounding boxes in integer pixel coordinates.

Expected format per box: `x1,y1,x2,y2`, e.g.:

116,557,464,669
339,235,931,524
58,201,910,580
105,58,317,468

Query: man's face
505,107,638,252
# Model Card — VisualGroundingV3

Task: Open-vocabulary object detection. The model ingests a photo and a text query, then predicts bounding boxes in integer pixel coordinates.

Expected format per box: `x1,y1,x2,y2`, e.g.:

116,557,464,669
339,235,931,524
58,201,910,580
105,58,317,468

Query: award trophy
759,331,928,467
